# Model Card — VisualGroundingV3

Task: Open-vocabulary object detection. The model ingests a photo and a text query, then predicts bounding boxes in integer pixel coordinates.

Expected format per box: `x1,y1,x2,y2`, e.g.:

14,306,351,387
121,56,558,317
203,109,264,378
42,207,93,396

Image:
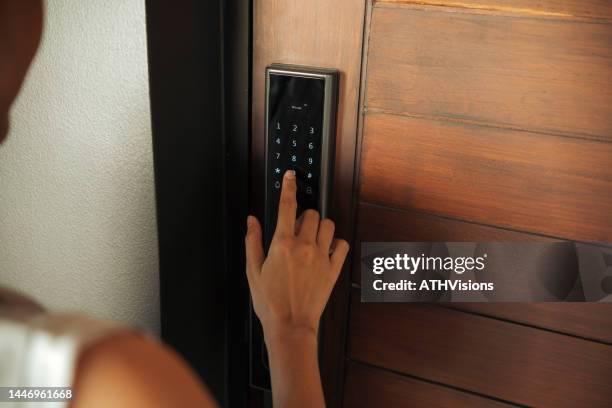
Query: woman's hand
244,169,349,407
244,169,349,343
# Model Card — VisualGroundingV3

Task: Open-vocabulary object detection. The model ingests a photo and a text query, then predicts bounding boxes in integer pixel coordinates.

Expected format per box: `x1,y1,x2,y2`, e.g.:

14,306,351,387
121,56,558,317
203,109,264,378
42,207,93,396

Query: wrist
263,324,318,351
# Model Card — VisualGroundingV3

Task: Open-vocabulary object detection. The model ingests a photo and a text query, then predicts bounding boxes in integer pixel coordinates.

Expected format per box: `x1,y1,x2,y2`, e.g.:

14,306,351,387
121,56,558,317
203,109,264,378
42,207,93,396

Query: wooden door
251,1,612,406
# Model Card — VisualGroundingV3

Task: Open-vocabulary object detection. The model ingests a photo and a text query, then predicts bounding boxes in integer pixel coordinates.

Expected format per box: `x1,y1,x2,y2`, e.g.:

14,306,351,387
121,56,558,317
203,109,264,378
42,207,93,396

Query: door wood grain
450,302,612,344
354,203,612,343
344,361,515,408
366,6,612,141
348,292,612,407
360,114,612,241
351,202,550,282
377,0,612,21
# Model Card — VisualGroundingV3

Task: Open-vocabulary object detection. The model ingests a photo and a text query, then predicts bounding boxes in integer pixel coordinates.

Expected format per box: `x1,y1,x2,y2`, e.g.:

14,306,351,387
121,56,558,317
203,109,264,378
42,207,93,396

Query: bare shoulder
72,332,219,408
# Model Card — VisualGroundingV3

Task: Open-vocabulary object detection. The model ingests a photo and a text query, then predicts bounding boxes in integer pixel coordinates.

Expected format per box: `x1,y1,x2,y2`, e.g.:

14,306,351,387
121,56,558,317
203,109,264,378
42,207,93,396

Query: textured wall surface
0,1,160,334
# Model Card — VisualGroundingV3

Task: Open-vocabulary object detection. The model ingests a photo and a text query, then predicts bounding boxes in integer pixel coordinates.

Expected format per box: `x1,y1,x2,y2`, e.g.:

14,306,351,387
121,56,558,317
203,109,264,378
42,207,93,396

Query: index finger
274,170,297,237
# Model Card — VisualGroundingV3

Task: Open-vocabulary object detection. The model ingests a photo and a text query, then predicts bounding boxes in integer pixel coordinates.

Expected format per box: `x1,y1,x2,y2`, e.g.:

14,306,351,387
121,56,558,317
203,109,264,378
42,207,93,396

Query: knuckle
272,236,293,252
297,242,317,259
273,235,289,245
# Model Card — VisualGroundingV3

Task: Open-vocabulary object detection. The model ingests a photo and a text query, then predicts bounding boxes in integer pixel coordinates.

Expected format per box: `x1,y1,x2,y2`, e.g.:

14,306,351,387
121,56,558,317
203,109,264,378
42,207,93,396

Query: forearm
265,329,325,408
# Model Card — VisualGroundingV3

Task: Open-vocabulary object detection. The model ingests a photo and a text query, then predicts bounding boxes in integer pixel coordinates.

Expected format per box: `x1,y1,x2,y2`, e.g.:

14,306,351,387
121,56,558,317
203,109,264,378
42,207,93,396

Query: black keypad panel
253,66,337,391
265,73,325,247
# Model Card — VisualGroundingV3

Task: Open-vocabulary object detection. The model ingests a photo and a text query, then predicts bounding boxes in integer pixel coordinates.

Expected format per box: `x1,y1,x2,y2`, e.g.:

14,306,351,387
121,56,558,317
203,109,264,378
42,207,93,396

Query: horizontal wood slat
348,293,612,407
351,203,547,282
344,361,514,408
366,6,612,141
359,114,612,242
450,302,612,344
376,0,612,21
357,203,549,242
354,203,612,343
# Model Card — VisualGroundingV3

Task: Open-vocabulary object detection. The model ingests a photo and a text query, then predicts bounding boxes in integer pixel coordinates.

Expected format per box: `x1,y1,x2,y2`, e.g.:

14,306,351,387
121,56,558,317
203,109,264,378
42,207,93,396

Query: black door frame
145,1,251,406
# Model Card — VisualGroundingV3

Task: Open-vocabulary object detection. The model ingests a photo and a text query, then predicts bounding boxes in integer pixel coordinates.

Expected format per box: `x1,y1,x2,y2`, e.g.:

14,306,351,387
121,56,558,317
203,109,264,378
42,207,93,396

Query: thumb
245,215,265,279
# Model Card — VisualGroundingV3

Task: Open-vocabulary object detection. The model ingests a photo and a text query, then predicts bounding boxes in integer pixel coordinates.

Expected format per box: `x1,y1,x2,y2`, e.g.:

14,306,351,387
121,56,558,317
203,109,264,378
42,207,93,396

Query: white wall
0,1,160,334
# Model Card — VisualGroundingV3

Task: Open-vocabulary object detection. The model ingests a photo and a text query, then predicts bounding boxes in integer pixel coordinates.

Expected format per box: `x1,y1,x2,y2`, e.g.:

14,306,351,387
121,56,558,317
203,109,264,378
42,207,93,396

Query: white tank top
0,288,129,408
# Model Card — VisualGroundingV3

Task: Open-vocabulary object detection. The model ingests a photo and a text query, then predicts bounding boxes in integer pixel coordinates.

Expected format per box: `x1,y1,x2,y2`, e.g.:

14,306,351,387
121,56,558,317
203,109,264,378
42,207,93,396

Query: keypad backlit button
269,116,319,207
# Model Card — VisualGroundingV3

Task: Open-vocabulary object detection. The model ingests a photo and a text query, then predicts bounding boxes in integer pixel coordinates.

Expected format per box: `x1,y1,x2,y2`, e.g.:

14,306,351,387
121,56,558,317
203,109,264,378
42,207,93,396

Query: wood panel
354,203,612,343
378,0,612,21
252,0,366,405
344,361,514,408
359,114,612,242
451,302,612,344
348,1,612,407
349,293,612,407
351,203,548,282
366,6,612,141
357,203,551,243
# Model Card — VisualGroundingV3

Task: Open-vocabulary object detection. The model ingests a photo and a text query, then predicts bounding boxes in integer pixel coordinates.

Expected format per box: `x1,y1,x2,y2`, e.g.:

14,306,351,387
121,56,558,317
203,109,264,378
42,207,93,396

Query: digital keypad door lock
250,64,339,390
